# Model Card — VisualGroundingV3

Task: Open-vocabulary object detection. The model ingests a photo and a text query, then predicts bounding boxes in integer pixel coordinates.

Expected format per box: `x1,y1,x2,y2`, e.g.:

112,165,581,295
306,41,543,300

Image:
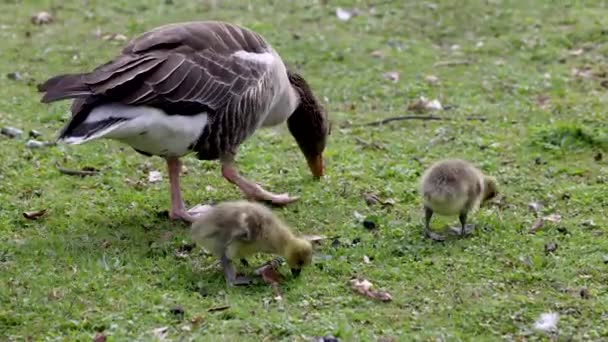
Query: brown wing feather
40,21,273,116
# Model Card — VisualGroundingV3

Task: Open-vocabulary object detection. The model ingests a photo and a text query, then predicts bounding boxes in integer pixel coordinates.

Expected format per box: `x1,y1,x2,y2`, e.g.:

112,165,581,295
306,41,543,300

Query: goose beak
307,154,324,178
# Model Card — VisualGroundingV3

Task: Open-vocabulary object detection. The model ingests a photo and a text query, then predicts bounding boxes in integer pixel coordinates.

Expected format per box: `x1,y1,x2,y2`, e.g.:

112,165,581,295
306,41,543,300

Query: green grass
1,0,607,340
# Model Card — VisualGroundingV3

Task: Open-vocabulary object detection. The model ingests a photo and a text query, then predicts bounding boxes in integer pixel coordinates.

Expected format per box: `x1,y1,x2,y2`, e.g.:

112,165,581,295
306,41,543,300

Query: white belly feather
62,103,208,158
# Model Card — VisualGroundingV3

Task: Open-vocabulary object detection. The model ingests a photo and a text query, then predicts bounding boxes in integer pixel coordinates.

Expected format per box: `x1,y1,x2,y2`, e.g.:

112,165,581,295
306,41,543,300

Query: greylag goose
190,200,312,286
38,21,330,222
420,159,498,241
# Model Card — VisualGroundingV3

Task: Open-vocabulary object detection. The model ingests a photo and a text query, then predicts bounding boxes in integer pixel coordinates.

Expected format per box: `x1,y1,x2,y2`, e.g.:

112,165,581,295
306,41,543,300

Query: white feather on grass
533,312,559,333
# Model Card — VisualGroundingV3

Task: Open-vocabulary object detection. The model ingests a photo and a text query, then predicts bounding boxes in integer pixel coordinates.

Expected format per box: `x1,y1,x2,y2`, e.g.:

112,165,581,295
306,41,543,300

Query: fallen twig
433,59,472,67
358,115,487,127
56,163,99,177
207,305,230,313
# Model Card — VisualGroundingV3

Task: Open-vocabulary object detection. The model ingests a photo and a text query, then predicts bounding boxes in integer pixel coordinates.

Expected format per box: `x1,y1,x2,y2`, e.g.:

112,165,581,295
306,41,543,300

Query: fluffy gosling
190,200,313,286
420,159,498,241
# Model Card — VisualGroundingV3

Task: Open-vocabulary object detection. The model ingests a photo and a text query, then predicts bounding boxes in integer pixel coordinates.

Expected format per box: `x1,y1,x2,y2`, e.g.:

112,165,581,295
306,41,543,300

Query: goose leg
459,211,468,236
220,156,299,205
424,206,445,242
166,157,197,223
221,255,251,286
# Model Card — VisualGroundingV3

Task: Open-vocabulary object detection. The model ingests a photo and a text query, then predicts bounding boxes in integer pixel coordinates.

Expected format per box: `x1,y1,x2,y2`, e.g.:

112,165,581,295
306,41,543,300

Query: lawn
1,0,607,340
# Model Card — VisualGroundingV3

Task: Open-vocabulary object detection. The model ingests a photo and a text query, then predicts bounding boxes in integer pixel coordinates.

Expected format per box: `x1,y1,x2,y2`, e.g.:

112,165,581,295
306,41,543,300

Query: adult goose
38,21,330,223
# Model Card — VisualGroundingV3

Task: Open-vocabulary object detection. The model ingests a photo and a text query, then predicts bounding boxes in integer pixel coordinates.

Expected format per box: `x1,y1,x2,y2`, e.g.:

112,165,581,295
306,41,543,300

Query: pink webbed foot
221,163,299,206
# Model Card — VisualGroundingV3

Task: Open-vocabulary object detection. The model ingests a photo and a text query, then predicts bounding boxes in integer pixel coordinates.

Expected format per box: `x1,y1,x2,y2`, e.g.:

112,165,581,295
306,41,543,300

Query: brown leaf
382,71,399,82
255,262,284,301
534,95,550,110
349,277,392,302
528,201,543,216
544,214,561,223
124,177,145,190
101,33,128,42
425,75,440,85
362,192,395,207
190,315,204,325
31,11,53,25
147,170,163,183
529,218,544,232
354,137,386,150
370,50,385,59
529,214,562,233
362,192,380,206
93,332,107,342
23,209,47,220
48,288,63,300
408,96,442,112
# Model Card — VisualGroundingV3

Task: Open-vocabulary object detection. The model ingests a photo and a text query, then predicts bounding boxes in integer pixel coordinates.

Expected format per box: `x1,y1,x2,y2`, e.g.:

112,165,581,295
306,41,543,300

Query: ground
1,0,607,341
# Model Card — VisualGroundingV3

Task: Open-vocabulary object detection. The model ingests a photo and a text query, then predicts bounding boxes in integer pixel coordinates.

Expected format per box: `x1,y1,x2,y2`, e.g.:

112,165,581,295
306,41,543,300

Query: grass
1,0,607,340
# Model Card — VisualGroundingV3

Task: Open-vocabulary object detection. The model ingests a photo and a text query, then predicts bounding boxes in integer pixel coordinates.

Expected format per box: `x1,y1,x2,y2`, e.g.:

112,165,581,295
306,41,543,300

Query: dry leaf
528,214,562,233
363,255,371,264
125,178,145,190
151,326,169,341
31,11,53,25
370,50,384,58
425,75,440,85
529,218,544,232
382,71,399,82
568,48,584,56
349,277,392,302
23,209,47,220
528,201,543,215
101,33,127,42
93,332,107,342
48,288,63,300
543,214,561,223
535,95,550,110
190,315,204,325
408,96,443,112
362,192,395,207
147,170,163,183
571,66,595,79
255,261,284,301
336,7,353,21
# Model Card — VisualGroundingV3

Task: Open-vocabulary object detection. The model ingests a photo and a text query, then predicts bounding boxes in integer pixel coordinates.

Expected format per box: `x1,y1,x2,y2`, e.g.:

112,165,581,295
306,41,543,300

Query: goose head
286,71,330,178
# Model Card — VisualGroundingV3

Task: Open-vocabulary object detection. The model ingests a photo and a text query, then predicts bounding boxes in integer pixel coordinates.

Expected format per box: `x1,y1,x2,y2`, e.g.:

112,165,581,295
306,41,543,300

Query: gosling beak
307,154,324,178
291,268,301,277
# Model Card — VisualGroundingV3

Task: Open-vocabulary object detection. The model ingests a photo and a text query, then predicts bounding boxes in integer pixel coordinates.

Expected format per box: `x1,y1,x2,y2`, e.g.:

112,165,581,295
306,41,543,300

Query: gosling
420,159,498,241
190,200,313,286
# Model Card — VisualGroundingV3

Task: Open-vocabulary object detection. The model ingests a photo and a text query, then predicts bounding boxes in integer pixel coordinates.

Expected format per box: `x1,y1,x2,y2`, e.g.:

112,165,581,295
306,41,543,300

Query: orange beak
307,154,324,178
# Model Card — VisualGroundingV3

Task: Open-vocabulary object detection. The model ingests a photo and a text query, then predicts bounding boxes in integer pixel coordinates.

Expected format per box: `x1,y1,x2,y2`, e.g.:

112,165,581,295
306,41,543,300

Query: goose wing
39,21,276,119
